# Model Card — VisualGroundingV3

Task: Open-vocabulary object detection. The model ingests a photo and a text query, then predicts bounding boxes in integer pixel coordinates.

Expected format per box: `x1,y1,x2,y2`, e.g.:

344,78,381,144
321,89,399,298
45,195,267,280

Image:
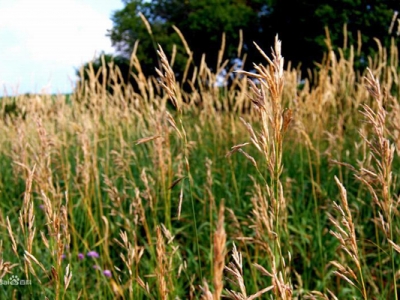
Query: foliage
108,0,265,76
262,0,399,70
106,0,398,77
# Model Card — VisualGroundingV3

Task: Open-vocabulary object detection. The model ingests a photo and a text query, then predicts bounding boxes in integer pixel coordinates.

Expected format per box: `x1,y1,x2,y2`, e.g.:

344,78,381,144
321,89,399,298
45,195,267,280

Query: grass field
0,33,400,299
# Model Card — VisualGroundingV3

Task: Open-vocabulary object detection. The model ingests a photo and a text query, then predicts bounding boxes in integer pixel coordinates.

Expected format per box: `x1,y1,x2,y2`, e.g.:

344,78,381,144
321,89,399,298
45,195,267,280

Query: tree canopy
264,0,398,70
108,0,266,76
91,0,399,82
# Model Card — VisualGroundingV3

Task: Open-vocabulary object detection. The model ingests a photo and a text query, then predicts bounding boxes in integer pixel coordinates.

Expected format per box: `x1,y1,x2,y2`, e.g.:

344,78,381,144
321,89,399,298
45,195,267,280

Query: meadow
0,30,400,299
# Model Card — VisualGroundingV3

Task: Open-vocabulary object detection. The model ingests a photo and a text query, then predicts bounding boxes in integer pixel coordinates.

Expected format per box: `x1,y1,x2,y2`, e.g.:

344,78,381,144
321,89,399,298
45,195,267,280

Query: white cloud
0,0,122,94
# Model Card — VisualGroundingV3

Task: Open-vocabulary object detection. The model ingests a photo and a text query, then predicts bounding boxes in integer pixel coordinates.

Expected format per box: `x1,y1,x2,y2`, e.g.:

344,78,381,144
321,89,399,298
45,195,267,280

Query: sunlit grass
0,34,399,299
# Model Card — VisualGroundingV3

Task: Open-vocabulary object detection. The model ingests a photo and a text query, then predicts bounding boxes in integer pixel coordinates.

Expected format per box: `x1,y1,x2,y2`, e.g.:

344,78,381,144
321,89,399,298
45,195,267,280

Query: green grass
0,40,400,299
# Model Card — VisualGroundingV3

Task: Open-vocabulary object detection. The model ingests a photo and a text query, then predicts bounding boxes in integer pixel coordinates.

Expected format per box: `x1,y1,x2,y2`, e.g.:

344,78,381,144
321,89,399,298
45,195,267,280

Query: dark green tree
108,0,266,77
261,0,399,72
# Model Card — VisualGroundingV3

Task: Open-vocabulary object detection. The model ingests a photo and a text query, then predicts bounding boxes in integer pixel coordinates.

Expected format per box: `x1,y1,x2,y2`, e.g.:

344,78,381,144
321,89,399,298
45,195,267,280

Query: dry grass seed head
156,45,180,111
213,203,226,300
224,243,247,299
200,280,213,300
156,226,168,300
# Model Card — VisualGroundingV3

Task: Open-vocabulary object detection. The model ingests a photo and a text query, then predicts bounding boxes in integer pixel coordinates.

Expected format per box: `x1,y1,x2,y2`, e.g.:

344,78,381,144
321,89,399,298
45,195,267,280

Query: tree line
78,0,399,87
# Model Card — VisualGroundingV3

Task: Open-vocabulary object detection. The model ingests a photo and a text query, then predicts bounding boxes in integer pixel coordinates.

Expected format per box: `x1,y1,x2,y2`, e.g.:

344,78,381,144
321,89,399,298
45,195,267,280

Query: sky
0,0,124,96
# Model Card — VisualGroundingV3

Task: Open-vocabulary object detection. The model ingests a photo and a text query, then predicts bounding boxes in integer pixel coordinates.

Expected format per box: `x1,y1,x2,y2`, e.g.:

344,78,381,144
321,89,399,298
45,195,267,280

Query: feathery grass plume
156,226,168,300
114,230,145,298
237,35,289,225
64,264,72,291
225,243,274,300
253,263,290,299
205,158,215,228
224,243,248,299
249,178,294,298
328,176,367,299
156,45,181,111
304,290,338,300
234,35,292,294
17,163,36,249
24,250,46,284
359,69,395,222
156,224,180,299
102,174,126,208
155,44,203,281
0,241,18,280
40,191,71,299
200,201,226,300
200,280,214,300
213,202,226,300
6,217,18,256
387,92,400,156
172,25,194,84
355,68,398,299
0,260,18,280
14,163,38,283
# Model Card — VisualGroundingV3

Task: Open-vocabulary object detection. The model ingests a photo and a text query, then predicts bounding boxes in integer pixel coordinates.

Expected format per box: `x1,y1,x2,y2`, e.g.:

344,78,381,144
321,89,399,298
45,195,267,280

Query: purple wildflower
61,254,66,259
87,251,99,258
92,265,101,270
78,253,84,260
103,270,112,278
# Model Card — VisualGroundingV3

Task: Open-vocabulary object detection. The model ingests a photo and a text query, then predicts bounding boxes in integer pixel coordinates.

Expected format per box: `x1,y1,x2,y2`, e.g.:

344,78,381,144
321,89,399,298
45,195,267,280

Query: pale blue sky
0,0,124,96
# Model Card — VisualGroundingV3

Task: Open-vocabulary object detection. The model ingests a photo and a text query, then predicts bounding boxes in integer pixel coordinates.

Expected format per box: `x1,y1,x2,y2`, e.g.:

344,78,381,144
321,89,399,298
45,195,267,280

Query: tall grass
0,29,399,299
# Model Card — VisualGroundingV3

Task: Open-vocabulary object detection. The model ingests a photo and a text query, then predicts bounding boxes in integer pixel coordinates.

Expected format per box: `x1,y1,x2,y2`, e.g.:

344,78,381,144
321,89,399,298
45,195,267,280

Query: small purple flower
78,253,84,260
61,254,66,259
87,251,99,258
103,270,112,278
93,265,101,270
39,204,45,210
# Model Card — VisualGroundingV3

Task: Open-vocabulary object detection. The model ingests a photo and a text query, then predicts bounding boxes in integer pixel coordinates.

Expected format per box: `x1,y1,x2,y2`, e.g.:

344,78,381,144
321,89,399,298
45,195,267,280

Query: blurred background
0,0,398,96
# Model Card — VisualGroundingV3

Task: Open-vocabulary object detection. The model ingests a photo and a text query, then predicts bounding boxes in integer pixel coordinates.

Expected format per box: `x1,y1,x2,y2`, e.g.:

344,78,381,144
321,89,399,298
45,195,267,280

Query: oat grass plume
213,202,226,300
200,201,226,300
358,68,398,299
156,44,181,112
231,35,293,298
328,176,367,299
155,43,203,279
224,244,274,299
156,226,168,300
